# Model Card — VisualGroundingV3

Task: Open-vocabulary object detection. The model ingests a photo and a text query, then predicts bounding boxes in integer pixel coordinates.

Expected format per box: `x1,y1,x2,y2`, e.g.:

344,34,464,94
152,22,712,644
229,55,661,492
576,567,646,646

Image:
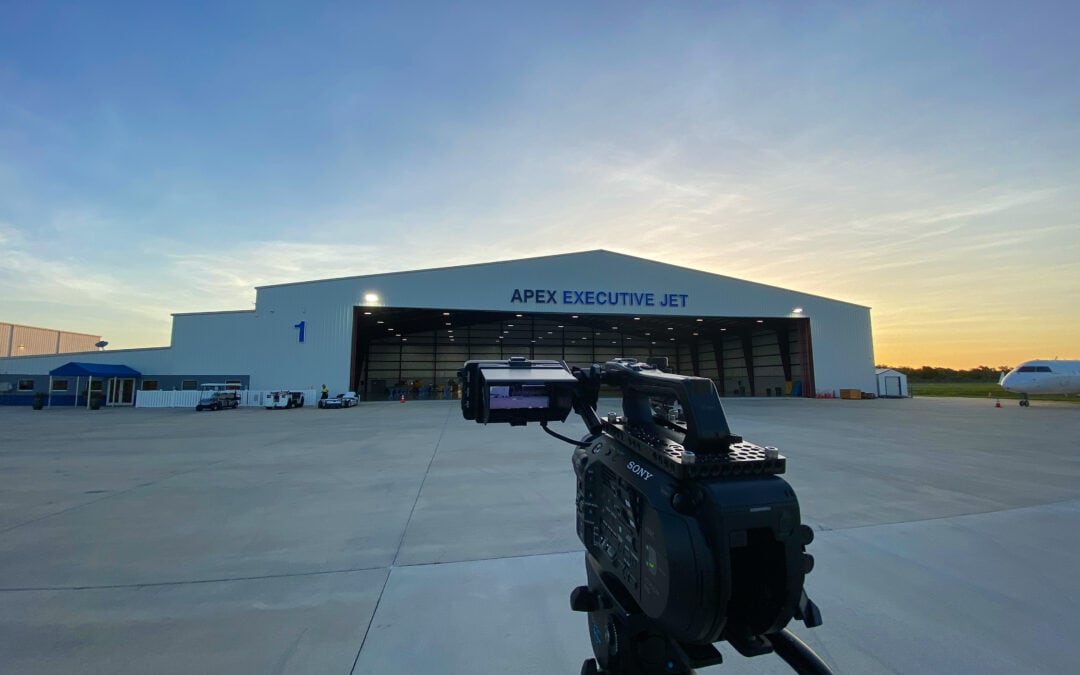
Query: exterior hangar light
363,293,380,304
793,307,804,314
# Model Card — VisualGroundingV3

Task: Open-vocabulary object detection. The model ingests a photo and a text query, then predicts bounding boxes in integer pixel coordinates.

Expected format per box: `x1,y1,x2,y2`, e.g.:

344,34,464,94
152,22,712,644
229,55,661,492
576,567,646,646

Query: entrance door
107,378,136,406
885,376,901,397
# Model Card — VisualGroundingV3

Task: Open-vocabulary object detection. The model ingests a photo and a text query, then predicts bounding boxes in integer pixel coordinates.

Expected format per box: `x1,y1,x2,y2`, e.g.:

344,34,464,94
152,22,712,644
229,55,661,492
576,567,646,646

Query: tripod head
458,357,831,674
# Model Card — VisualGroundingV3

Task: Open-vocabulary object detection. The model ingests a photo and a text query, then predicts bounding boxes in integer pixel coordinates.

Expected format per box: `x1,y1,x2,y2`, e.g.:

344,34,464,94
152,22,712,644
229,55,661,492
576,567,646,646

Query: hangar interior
351,307,813,401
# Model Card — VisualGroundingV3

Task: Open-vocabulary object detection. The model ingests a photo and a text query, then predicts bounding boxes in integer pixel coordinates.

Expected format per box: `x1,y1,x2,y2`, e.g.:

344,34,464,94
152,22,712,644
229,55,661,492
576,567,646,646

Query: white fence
135,390,318,409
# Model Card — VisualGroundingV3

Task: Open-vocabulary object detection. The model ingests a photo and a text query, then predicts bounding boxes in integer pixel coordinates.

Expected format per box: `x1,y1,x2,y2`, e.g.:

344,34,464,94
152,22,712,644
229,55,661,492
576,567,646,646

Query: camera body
575,436,811,647
459,357,823,673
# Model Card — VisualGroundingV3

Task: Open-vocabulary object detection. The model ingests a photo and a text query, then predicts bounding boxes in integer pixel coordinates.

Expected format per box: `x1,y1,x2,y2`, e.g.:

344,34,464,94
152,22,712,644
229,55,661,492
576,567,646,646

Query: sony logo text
627,461,653,481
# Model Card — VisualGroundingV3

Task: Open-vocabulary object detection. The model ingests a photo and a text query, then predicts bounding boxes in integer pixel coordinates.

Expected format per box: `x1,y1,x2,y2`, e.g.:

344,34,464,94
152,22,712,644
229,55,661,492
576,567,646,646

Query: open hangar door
350,308,814,401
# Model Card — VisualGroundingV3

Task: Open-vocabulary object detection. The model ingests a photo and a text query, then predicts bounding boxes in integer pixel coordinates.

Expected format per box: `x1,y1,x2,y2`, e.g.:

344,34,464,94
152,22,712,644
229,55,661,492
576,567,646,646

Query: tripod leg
583,627,699,675
577,598,698,674
769,629,834,675
573,556,708,674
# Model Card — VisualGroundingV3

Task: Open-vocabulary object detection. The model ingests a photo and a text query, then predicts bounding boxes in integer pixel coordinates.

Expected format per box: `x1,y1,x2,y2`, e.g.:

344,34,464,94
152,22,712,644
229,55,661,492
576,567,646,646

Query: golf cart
196,390,240,411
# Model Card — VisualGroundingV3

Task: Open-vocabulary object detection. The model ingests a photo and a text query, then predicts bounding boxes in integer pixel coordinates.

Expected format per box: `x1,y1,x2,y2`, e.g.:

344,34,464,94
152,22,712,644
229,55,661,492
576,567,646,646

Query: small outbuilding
875,368,908,398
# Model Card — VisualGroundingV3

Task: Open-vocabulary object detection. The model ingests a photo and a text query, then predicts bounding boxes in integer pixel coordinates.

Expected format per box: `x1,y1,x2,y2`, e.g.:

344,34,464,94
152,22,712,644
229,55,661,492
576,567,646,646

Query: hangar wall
0,251,876,396
250,251,875,394
169,311,260,378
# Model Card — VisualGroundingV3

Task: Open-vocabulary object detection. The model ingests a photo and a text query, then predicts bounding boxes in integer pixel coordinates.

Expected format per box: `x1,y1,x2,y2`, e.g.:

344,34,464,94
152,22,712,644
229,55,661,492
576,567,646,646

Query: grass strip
912,382,1078,403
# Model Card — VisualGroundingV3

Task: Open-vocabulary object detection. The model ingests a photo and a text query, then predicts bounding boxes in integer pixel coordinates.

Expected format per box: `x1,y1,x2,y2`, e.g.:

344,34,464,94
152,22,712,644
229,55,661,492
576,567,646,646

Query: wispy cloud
0,222,173,344
165,241,387,306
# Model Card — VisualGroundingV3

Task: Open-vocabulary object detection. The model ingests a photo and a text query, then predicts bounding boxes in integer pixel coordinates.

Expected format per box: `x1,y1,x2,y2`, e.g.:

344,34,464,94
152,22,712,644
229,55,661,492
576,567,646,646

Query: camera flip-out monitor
459,357,577,425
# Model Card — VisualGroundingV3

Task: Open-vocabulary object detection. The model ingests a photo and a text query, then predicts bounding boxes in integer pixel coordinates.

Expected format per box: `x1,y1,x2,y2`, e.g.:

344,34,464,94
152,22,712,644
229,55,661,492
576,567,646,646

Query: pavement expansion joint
0,564,390,593
0,458,231,536
352,404,453,675
819,495,1080,533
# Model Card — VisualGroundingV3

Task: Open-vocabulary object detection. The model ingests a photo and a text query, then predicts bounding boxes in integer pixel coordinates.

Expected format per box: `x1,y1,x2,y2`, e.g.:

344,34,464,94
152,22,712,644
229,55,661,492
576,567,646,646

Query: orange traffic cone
994,399,1001,408
400,393,406,403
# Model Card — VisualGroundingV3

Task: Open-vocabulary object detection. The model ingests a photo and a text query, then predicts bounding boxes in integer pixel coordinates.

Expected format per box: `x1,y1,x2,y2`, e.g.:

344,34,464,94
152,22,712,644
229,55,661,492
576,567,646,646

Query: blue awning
49,362,142,378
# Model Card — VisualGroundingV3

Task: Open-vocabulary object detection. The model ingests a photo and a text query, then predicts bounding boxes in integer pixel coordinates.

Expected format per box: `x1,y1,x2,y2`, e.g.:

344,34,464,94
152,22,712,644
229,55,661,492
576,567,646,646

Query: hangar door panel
750,331,787,396
354,310,812,400
713,327,805,397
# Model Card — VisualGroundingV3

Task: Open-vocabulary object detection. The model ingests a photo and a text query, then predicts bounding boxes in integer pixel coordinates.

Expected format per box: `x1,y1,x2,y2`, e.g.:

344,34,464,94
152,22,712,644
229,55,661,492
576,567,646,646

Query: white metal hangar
0,251,875,403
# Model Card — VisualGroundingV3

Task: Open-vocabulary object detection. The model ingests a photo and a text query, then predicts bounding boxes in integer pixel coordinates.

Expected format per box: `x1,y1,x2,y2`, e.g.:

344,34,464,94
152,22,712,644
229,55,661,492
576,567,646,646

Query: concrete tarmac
1,397,1078,673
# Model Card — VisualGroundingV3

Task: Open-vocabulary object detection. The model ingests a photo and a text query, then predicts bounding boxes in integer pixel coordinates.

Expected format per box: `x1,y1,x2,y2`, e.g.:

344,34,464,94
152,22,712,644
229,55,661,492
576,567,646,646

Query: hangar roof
254,249,868,309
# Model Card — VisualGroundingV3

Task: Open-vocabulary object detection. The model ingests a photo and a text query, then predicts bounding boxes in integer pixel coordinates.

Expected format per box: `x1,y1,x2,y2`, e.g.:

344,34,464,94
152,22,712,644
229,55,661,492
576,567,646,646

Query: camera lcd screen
488,383,550,410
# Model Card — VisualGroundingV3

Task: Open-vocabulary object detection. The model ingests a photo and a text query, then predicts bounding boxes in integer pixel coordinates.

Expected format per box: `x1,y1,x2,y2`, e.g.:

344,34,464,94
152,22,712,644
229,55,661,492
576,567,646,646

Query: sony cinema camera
459,356,831,675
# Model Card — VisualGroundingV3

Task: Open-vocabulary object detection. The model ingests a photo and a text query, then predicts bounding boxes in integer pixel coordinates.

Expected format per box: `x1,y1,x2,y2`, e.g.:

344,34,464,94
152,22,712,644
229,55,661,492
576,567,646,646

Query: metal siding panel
0,325,100,356
532,346,564,359
57,331,101,353
10,325,56,356
166,308,351,392
438,346,470,359
469,346,502,360
807,306,876,394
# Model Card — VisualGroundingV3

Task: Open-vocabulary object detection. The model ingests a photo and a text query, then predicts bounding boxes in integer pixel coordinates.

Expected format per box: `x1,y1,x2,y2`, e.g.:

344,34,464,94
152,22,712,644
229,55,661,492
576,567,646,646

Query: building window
142,380,159,391
18,379,34,391
51,379,69,391
181,380,197,391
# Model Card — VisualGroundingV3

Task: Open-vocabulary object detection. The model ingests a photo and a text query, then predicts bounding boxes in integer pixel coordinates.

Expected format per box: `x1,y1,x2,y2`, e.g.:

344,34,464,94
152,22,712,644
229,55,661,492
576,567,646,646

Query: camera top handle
572,360,745,458
603,360,739,454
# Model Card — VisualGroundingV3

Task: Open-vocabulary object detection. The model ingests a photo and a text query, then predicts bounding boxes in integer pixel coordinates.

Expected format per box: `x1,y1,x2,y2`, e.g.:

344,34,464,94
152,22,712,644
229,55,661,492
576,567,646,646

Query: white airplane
999,359,1080,406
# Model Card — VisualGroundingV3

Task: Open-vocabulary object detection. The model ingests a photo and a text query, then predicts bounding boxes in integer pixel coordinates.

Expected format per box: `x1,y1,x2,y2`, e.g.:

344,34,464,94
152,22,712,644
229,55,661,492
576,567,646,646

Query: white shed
876,368,908,398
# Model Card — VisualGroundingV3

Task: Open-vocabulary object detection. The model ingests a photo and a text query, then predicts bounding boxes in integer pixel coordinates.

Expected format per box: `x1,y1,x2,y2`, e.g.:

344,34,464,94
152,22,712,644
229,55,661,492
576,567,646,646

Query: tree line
875,365,1010,383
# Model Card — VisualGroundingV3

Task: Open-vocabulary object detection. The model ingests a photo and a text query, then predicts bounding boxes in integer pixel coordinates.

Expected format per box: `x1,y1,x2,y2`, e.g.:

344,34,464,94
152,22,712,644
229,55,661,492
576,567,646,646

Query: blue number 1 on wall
294,321,306,343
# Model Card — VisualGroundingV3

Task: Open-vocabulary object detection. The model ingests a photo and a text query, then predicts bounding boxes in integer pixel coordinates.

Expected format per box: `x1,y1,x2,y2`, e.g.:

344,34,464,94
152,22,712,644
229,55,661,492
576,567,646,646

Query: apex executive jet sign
510,288,689,308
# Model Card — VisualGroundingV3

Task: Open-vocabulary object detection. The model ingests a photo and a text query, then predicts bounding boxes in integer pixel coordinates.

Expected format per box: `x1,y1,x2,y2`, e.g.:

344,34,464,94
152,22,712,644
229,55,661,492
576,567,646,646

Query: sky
1,1,1077,369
